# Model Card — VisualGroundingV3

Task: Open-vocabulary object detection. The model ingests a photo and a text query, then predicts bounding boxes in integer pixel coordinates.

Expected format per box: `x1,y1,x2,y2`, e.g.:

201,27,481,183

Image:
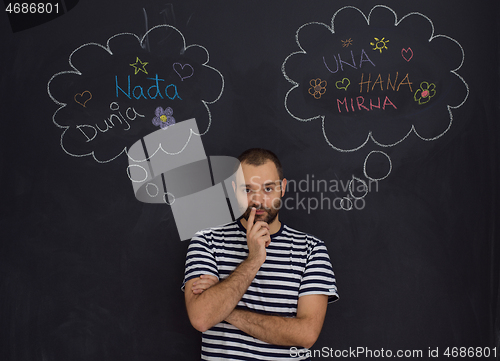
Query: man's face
235,160,286,225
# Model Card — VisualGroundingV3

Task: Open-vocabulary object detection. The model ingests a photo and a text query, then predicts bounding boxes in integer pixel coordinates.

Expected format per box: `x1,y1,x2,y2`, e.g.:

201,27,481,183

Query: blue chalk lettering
116,75,131,99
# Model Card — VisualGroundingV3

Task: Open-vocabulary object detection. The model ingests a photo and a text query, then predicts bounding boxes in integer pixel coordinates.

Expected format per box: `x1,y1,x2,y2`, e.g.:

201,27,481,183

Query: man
182,148,338,360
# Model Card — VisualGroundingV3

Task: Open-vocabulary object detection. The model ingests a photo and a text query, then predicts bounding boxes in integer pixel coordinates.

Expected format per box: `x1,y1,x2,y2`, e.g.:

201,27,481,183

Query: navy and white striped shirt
182,220,338,360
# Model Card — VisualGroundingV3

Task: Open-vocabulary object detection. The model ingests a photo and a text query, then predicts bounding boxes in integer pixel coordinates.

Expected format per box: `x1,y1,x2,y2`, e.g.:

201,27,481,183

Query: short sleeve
181,231,219,292
298,240,339,303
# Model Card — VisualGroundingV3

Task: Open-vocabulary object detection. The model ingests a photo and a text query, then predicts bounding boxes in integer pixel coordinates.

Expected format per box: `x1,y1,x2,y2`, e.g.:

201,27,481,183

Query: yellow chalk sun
370,37,389,53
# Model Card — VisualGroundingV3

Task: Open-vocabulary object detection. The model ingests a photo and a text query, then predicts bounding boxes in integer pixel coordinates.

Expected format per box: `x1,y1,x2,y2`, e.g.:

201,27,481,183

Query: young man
182,148,338,360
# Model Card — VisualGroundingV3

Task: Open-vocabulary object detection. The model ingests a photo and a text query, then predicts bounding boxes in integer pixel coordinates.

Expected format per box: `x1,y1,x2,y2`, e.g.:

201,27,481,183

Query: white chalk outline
163,192,175,205
340,197,353,211
348,176,368,199
146,182,159,197
282,5,469,153
363,150,393,182
47,25,225,163
124,126,198,164
126,164,149,183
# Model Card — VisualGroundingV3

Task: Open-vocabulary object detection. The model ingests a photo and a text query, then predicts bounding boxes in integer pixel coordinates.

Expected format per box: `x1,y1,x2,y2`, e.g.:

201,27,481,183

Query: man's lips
255,209,266,215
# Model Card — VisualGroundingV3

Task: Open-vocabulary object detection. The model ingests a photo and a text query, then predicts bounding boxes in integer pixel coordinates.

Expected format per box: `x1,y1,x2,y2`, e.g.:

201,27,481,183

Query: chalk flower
309,78,327,99
414,82,436,105
152,107,176,129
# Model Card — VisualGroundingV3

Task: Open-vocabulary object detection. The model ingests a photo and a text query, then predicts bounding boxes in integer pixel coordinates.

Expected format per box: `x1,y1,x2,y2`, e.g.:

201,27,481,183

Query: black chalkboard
1,0,499,360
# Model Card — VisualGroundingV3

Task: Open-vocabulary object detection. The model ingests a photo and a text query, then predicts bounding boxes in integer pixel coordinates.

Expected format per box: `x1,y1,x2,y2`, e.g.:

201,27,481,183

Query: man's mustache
246,205,272,211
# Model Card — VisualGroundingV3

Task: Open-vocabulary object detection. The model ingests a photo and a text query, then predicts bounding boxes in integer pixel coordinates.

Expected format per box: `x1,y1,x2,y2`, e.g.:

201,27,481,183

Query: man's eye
244,189,251,193
264,187,273,192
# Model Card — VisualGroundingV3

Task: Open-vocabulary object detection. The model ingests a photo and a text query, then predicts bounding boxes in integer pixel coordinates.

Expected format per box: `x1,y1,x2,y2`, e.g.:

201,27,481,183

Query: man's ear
281,178,287,197
232,180,236,193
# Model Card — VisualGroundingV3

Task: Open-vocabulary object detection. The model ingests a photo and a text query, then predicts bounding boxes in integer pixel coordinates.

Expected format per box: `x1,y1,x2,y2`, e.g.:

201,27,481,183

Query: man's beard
241,197,282,225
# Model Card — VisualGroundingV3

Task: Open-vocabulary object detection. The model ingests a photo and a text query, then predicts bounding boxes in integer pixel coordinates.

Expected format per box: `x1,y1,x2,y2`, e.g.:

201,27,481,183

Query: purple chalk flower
152,107,176,129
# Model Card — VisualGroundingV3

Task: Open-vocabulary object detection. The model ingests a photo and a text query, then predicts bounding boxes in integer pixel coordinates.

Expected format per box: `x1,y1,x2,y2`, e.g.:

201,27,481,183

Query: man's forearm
225,308,318,349
186,257,261,332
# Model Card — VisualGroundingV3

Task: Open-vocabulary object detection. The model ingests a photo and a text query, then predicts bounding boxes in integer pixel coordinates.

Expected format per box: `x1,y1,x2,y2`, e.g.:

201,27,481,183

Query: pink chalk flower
152,107,176,129
414,82,436,105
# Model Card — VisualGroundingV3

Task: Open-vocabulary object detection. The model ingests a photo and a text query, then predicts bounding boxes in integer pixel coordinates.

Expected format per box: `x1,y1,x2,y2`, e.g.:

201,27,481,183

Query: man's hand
246,207,270,265
191,275,219,295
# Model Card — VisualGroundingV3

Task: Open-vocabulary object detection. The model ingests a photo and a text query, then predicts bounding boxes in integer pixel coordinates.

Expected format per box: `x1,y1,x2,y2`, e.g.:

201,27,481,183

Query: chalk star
130,57,149,75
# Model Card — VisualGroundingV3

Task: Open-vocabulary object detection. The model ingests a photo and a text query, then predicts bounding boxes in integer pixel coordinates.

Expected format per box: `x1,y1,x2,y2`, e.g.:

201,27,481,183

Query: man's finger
247,207,256,233
254,221,269,230
253,224,270,238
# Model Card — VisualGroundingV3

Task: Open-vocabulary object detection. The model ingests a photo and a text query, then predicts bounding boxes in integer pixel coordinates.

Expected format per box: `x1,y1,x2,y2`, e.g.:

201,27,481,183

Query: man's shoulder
281,224,325,246
194,220,244,239
281,223,314,237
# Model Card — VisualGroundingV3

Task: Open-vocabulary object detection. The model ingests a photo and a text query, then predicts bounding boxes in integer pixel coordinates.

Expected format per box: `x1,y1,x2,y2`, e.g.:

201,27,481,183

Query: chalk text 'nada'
115,74,182,100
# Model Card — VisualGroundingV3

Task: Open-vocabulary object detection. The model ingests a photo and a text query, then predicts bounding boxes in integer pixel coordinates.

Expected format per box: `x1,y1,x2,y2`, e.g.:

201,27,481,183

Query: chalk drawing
282,5,469,202
163,192,175,205
173,63,194,81
146,182,159,197
349,176,369,200
401,47,413,62
309,79,327,99
414,82,437,105
129,57,149,75
127,164,149,183
74,91,92,107
48,24,225,163
335,78,350,91
282,5,468,151
363,151,392,182
370,37,389,53
342,38,353,47
152,106,176,129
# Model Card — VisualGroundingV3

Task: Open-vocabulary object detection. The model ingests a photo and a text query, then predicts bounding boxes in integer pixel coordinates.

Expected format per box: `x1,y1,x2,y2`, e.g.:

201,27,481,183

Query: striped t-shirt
182,220,338,360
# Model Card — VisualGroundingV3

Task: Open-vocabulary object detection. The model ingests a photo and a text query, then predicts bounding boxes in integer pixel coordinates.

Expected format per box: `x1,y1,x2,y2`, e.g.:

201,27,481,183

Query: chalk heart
74,91,92,107
402,48,413,62
335,78,350,91
173,63,194,81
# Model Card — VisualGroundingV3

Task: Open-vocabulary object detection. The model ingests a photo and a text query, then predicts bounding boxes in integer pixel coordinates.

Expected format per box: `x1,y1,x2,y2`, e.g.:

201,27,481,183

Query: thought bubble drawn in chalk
364,151,392,181
282,5,469,153
47,25,224,163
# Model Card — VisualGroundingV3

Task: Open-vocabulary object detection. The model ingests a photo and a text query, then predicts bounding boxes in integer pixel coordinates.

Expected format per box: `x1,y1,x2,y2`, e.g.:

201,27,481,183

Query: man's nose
250,192,263,206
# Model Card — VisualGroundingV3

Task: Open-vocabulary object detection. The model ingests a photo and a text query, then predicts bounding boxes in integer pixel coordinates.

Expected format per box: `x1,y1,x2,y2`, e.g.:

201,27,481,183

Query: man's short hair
237,148,283,180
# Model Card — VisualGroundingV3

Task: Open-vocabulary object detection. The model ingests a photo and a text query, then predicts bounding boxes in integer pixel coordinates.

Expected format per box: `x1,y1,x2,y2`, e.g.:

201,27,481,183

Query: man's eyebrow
263,181,279,186
240,181,280,188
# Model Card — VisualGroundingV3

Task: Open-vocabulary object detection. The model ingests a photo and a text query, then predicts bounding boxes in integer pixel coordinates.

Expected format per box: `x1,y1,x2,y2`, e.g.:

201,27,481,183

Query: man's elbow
301,326,322,349
300,335,316,349
301,335,319,349
186,305,214,333
189,315,212,333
